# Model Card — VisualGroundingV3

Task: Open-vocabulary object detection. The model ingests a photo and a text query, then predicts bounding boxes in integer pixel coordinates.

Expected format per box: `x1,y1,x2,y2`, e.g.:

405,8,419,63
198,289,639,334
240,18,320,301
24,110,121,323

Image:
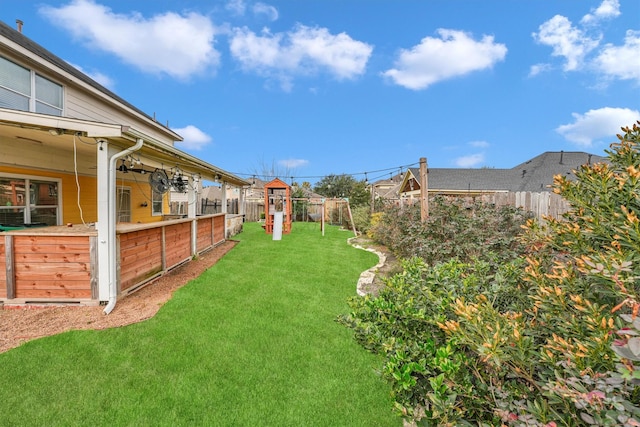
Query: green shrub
370,197,531,268
444,122,640,425
351,205,372,235
343,122,640,425
368,212,384,238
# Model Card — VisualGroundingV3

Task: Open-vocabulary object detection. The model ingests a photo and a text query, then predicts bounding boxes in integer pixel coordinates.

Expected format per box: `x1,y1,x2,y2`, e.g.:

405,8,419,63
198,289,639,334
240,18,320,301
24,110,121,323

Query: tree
313,174,370,207
250,157,292,182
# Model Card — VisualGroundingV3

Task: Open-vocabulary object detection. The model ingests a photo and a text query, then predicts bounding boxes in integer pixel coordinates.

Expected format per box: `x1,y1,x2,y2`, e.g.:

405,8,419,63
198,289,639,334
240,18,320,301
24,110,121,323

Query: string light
224,161,419,182
104,138,418,184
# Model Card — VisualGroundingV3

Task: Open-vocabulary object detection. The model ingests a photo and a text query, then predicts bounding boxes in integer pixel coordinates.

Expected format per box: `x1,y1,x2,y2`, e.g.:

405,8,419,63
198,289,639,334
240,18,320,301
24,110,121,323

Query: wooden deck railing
0,213,228,303
1,228,97,302
116,213,226,295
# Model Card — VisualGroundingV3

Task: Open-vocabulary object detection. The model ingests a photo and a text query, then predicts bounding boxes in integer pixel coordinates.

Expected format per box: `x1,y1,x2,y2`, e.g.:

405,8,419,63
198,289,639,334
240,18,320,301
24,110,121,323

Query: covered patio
0,110,248,310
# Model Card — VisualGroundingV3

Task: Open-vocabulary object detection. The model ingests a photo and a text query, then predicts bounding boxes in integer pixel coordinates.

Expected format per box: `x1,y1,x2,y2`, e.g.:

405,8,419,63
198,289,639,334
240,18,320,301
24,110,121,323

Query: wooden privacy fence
477,191,570,220
201,198,239,215
395,191,571,221
244,198,345,223
245,198,264,222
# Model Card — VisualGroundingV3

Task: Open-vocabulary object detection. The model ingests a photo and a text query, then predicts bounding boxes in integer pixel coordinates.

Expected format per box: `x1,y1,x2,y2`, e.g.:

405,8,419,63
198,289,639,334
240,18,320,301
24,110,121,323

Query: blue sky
2,0,639,184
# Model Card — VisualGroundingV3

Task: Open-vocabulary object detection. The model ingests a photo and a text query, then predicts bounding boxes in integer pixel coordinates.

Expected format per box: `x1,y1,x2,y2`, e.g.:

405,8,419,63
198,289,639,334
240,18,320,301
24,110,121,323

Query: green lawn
0,222,399,427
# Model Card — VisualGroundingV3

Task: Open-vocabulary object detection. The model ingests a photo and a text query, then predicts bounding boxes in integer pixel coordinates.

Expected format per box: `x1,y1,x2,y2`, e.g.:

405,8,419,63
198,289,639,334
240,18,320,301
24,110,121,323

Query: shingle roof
406,151,607,193
510,151,605,192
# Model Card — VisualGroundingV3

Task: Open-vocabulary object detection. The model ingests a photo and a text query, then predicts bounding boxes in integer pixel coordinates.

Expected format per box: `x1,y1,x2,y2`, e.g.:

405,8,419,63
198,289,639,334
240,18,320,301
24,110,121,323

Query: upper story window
0,56,63,116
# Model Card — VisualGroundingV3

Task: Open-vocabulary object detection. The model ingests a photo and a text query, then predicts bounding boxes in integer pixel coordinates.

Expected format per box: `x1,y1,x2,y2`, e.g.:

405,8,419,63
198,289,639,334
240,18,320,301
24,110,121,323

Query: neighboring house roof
410,168,519,192
509,151,605,192
201,186,221,201
401,151,606,195
369,173,404,199
292,186,324,200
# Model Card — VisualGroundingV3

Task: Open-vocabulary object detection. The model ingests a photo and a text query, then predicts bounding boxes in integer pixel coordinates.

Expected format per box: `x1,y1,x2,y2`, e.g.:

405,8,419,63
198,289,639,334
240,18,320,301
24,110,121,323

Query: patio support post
96,139,110,302
5,235,14,299
239,185,246,220
104,137,144,315
188,176,198,256
221,181,228,238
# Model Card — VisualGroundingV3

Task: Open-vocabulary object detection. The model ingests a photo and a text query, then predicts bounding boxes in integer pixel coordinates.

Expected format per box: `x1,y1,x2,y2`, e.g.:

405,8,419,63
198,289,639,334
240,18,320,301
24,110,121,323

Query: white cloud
226,0,246,16
594,30,640,82
278,158,309,169
532,1,636,83
381,29,507,90
253,3,278,21
39,0,220,79
556,107,640,146
229,24,373,89
532,15,600,72
469,140,489,148
68,62,115,89
172,125,213,150
528,62,553,77
581,0,620,25
455,153,485,168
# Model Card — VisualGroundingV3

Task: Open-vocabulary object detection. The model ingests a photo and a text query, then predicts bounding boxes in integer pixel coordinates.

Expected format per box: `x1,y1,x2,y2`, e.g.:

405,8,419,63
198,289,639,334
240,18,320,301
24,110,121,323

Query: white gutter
103,137,144,314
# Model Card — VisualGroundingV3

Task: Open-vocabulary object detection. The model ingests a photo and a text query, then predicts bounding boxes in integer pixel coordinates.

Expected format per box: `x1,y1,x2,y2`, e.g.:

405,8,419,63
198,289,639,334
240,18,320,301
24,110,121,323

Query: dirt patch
0,240,238,354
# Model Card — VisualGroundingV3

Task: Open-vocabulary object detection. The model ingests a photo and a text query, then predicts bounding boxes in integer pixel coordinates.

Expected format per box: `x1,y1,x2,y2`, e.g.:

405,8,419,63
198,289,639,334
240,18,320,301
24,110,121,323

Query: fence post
420,157,428,221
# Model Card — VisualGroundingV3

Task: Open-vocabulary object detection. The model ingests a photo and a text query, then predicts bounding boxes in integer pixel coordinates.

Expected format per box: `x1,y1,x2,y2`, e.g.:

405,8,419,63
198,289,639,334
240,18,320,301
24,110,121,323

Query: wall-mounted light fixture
140,201,148,207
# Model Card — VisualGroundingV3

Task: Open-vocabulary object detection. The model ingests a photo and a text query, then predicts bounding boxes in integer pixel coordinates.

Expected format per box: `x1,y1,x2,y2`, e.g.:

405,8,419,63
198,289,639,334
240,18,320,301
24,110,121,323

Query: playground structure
263,178,292,236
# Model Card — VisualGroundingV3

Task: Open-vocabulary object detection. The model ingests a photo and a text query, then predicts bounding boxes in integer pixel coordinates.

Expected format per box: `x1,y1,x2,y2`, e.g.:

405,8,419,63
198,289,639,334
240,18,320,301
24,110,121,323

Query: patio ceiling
0,109,248,187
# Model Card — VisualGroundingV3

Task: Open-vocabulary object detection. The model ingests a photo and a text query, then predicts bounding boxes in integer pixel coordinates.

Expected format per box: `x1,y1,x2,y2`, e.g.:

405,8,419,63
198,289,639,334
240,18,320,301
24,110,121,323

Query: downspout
103,137,144,314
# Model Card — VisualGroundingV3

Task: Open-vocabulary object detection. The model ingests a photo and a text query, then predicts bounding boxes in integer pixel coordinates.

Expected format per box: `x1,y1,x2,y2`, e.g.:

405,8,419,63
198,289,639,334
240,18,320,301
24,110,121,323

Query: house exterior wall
65,89,176,146
0,44,178,148
0,165,164,224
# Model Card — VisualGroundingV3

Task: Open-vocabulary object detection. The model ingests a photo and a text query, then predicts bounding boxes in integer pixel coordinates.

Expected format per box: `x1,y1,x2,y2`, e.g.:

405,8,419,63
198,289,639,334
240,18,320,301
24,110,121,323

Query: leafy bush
368,212,384,238
370,196,531,268
339,257,530,424
351,205,372,235
342,123,640,425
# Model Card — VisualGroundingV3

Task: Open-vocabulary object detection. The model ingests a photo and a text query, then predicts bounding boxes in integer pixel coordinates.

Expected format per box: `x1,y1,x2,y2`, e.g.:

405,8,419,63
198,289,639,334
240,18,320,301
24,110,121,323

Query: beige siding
65,89,176,145
0,47,178,146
